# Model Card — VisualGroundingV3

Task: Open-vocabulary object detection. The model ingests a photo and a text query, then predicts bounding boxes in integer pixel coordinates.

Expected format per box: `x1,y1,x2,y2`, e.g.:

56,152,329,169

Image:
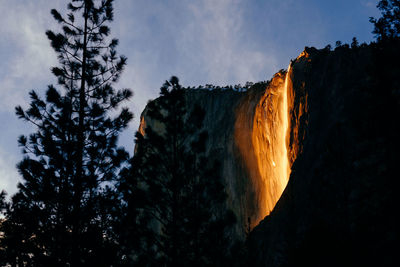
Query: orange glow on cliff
235,66,293,227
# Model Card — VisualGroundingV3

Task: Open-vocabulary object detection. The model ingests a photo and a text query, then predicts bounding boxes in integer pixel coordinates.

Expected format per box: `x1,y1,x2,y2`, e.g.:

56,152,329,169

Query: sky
0,0,379,197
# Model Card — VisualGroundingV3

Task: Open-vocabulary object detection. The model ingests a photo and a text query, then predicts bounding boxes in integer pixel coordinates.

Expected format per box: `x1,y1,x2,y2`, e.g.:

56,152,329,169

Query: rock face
233,69,301,229
140,88,258,239
139,73,302,239
139,41,400,266
248,43,400,267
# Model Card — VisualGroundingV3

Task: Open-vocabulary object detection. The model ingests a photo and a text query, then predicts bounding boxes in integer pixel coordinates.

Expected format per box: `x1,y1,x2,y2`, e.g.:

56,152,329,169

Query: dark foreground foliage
119,76,237,266
0,0,132,265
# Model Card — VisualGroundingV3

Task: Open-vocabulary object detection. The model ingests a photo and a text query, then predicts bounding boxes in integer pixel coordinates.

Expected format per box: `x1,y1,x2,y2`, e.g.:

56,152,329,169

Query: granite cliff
247,42,400,266
139,41,400,266
139,69,302,239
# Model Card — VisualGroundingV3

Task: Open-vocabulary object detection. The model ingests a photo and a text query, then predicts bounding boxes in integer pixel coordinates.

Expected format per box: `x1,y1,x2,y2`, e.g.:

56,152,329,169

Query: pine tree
370,0,400,41
0,190,5,213
124,76,236,266
0,0,132,265
351,37,359,49
0,190,5,264
115,156,153,266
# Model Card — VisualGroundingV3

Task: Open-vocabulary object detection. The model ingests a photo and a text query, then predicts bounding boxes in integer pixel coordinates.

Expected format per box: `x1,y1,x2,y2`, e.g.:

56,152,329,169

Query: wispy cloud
0,1,62,112
0,1,64,195
114,0,280,149
180,0,278,85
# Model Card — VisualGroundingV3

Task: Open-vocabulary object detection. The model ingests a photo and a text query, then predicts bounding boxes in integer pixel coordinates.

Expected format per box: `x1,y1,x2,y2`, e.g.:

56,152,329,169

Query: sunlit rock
138,62,305,237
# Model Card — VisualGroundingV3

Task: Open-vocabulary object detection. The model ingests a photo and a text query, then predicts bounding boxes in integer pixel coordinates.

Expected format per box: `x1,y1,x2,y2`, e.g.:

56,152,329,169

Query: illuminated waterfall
235,65,293,227
280,64,292,192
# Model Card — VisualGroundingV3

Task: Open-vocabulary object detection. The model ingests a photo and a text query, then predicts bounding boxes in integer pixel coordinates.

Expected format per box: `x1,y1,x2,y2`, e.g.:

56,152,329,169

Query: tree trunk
72,1,88,265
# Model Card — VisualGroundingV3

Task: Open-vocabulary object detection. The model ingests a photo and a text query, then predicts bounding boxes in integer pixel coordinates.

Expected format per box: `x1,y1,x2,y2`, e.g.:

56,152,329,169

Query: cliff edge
248,42,400,266
138,41,400,266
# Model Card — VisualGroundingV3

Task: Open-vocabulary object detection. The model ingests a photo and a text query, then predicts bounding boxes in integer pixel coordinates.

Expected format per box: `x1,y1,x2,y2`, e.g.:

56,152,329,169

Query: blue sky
0,0,379,197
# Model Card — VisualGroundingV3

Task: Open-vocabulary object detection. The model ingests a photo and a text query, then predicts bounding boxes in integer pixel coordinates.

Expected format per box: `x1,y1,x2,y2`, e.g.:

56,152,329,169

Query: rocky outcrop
139,73,302,239
139,41,400,266
248,43,400,266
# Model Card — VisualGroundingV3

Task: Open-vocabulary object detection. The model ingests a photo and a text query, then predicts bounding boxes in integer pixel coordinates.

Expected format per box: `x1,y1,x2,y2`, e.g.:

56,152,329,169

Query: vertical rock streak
281,64,292,191
139,60,306,236
235,66,293,227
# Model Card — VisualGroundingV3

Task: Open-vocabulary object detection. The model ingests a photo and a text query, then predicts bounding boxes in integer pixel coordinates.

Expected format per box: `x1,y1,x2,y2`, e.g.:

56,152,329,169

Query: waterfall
280,65,292,193
234,65,293,227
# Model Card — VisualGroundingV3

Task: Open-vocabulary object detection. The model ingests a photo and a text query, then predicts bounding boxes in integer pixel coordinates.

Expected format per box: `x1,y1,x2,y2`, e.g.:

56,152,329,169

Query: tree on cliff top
370,0,400,41
122,76,236,266
0,0,132,265
0,191,5,213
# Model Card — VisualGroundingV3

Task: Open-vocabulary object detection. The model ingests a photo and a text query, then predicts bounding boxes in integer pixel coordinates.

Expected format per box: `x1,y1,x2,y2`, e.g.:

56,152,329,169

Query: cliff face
139,72,302,238
234,68,300,228
248,43,400,266
140,88,255,238
139,42,400,265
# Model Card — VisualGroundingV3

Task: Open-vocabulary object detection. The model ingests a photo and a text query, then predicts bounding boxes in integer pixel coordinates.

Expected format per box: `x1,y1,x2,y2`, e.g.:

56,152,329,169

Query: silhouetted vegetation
0,0,132,265
0,1,240,264
119,76,237,266
0,191,5,213
351,37,359,48
370,0,400,41
2,0,399,266
189,81,256,92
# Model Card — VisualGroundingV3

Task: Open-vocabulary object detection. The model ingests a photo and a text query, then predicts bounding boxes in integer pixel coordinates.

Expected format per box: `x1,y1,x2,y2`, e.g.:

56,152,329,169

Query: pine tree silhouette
123,76,236,266
0,1,132,265
370,0,400,41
